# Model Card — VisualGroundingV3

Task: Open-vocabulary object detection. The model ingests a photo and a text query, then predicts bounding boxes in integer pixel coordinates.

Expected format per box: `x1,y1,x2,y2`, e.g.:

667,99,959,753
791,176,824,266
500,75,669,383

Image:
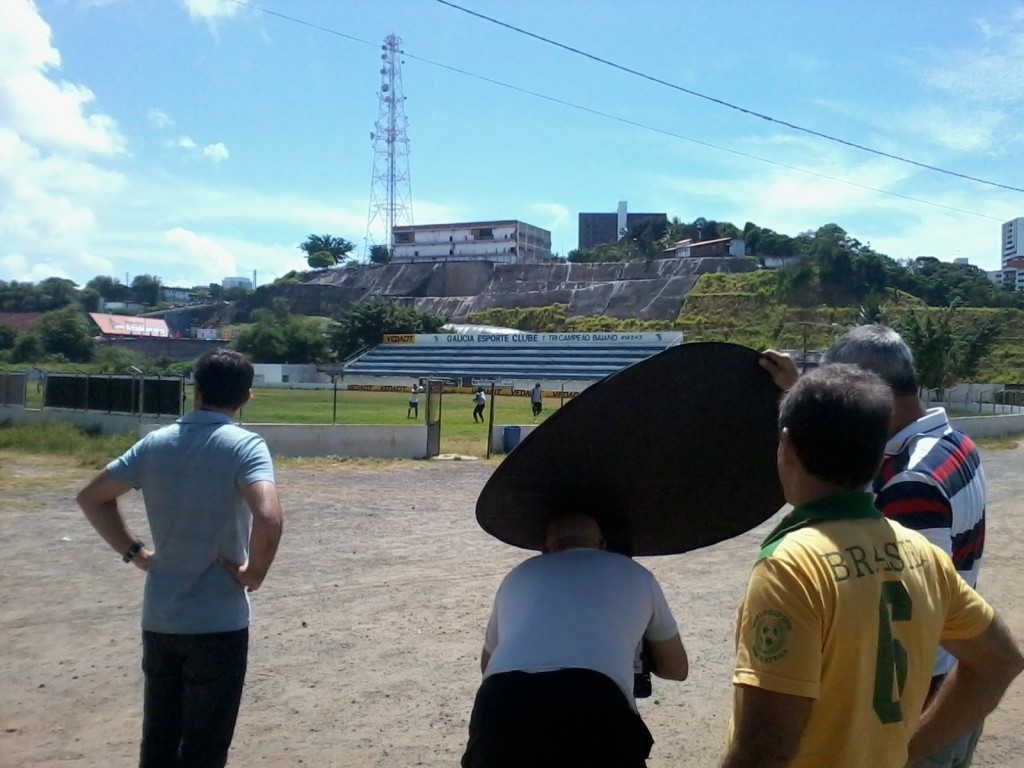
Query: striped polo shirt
872,407,986,675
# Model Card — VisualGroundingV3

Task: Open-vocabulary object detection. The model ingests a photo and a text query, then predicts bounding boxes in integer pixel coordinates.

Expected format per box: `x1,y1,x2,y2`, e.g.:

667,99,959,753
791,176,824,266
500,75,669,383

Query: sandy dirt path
2,446,1023,767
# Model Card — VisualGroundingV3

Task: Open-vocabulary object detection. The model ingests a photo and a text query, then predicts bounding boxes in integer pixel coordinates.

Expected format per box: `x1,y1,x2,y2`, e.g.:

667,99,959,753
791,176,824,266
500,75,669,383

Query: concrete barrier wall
489,424,540,454
0,406,176,434
949,414,1024,440
247,424,429,459
4,404,1023,458
141,422,430,460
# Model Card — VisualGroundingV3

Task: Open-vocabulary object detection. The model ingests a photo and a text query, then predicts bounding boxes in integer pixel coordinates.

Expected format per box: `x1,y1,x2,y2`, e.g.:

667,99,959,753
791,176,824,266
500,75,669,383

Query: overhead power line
222,0,1007,220
432,0,1024,196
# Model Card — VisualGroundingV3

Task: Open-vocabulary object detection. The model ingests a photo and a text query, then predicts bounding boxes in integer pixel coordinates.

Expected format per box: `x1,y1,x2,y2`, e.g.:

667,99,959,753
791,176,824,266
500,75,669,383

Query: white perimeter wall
138,422,430,460
6,406,1024,459
0,407,176,433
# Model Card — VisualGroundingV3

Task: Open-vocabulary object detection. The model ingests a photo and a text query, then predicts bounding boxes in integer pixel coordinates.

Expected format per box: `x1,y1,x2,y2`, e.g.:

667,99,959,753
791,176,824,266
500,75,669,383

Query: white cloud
0,0,126,156
179,0,241,23
163,227,238,282
647,131,1019,271
164,135,229,163
0,2,129,284
147,107,174,129
925,10,1024,105
202,142,229,163
529,202,571,230
893,106,1006,154
167,135,198,150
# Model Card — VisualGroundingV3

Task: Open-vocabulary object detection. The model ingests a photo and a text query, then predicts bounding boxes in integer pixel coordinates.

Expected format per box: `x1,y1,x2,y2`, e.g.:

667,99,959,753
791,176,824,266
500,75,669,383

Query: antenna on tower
364,34,413,260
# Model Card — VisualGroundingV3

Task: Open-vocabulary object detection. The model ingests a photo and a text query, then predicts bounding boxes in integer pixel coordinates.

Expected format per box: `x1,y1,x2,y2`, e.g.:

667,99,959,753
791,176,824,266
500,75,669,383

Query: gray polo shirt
107,409,275,634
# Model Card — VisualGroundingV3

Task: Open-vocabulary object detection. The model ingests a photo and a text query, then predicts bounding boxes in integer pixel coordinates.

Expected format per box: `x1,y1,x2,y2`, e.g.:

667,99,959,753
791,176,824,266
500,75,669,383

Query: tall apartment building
222,276,253,292
578,201,668,249
1003,217,1024,267
391,220,551,265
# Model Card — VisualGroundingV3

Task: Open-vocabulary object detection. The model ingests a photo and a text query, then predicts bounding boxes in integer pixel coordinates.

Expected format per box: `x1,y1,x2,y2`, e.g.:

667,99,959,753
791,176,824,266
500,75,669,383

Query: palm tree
298,234,355,267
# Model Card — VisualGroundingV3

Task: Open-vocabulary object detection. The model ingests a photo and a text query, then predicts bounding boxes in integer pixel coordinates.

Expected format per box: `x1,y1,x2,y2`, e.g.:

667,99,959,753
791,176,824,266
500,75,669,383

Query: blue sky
2,0,1023,289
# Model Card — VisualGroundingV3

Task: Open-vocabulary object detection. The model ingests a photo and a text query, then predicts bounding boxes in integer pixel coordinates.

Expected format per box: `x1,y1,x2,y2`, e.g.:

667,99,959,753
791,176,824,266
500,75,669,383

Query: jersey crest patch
752,609,792,663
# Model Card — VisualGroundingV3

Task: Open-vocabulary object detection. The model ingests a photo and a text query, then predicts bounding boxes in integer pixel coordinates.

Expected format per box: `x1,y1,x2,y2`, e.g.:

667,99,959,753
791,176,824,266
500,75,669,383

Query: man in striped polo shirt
761,324,987,768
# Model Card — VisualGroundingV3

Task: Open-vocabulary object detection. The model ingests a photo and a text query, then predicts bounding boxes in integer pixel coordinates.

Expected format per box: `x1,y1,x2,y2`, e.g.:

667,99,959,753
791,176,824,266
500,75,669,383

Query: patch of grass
973,432,1024,450
0,422,137,467
0,451,96,493
238,387,553,457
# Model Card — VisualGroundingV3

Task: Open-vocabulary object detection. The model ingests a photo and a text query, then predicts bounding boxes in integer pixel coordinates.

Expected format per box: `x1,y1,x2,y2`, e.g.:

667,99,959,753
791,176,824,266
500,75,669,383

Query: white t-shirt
483,548,679,706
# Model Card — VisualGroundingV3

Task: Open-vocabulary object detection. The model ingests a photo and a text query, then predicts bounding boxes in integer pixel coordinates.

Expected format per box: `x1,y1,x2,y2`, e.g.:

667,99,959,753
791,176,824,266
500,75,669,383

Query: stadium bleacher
343,333,680,382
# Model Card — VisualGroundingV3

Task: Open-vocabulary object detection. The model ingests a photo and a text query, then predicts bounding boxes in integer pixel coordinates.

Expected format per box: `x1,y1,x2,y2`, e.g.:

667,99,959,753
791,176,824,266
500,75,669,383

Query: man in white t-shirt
530,382,543,419
473,387,487,423
462,513,688,767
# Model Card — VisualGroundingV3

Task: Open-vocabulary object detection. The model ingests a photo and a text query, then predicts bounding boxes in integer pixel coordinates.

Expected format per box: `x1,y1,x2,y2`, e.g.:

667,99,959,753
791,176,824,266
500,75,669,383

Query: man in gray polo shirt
77,349,283,768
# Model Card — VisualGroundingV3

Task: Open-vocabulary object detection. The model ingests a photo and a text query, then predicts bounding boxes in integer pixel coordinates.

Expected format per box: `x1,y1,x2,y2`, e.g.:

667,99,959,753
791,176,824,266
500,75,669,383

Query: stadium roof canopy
442,323,519,336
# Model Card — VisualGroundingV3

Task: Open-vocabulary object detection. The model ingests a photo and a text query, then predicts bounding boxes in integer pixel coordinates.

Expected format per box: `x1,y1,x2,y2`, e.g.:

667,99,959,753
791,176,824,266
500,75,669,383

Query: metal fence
42,373,184,417
0,373,27,406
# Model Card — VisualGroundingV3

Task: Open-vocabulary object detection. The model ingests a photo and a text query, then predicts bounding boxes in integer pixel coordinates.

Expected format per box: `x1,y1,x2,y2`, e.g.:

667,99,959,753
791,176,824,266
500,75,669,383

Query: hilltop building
661,237,746,259
578,201,667,249
1003,217,1024,267
390,220,551,265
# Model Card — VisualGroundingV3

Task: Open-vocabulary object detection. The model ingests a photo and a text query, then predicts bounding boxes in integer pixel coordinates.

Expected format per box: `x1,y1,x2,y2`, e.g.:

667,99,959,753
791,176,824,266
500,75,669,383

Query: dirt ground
2,445,1024,768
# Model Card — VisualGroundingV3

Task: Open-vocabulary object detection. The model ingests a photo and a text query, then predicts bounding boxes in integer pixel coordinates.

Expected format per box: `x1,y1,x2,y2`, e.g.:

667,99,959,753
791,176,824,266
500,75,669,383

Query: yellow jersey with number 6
730,501,993,768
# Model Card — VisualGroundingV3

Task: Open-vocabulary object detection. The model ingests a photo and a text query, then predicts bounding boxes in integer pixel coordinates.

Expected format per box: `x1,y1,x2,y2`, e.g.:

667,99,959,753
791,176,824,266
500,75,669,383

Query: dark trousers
140,628,249,768
462,669,654,768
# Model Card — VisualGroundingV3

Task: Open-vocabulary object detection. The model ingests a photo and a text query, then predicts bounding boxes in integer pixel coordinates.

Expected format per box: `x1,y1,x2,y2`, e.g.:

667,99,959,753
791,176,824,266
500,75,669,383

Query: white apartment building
1001,258,1024,292
391,220,552,265
1003,217,1024,267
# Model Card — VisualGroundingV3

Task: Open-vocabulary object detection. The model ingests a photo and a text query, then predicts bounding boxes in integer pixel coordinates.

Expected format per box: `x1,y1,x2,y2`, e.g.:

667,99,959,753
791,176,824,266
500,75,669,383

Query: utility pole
364,34,414,260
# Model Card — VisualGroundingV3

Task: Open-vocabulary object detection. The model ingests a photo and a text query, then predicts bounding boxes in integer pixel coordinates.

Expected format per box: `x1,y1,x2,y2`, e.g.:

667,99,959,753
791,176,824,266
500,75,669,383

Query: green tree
299,233,355,268
307,250,335,270
0,325,17,351
233,307,330,364
37,306,96,362
86,275,129,302
9,332,42,363
896,304,1002,391
328,300,445,360
0,278,78,311
36,277,80,310
131,274,163,307
78,288,102,312
369,244,393,265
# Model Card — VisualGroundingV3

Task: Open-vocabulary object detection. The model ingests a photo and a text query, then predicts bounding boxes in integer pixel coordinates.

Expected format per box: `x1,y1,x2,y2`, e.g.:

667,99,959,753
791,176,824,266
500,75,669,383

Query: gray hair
822,325,918,396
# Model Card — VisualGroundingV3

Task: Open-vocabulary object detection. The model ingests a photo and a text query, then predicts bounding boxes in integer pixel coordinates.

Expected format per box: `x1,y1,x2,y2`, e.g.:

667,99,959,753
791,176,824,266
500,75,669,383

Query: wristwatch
123,540,145,563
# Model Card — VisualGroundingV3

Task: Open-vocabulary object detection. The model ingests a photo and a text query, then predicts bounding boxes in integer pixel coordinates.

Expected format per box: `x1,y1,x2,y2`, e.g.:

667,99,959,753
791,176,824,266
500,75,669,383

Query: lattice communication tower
364,34,413,258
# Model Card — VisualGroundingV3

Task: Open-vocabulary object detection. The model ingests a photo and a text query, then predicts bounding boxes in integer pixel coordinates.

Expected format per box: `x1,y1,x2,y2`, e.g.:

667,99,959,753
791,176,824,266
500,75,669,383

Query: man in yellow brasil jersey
721,364,1023,768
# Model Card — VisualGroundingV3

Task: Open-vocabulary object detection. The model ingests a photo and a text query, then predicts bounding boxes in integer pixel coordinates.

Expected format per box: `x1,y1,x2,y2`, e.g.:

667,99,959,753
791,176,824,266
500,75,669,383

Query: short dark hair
193,349,254,410
822,324,918,396
779,363,893,488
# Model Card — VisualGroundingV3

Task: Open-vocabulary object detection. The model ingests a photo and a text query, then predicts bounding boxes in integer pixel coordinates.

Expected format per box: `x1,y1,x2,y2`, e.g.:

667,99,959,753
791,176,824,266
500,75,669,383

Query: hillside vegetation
468,270,1024,384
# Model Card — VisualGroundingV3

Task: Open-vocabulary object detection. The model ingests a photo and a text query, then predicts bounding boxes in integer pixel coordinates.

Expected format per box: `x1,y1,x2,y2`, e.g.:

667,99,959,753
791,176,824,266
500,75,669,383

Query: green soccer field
232,387,562,457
